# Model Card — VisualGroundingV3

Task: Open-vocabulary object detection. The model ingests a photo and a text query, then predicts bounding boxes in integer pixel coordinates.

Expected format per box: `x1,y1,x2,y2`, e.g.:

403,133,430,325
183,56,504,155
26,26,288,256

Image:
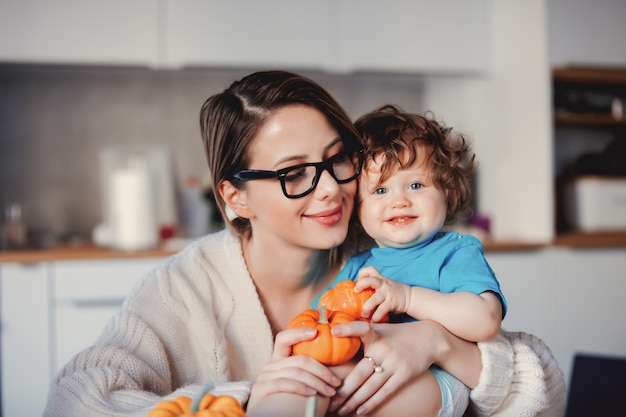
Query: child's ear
218,180,254,220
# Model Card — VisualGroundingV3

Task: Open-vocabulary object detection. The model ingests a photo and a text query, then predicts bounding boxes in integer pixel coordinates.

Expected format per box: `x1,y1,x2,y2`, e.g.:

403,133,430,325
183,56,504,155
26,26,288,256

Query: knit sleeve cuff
177,381,253,406
469,332,515,416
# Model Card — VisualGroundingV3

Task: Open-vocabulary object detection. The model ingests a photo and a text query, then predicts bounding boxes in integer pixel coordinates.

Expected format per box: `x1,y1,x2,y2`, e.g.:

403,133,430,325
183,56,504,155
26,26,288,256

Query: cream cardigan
44,229,566,417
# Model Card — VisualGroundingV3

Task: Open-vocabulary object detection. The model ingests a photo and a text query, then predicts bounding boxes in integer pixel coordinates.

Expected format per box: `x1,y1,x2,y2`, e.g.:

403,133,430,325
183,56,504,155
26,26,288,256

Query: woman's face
358,145,447,249
240,105,356,250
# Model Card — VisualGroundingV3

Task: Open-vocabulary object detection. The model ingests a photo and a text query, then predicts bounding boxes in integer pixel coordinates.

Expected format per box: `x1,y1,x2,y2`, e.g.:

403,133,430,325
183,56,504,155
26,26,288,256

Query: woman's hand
246,327,342,411
328,320,476,416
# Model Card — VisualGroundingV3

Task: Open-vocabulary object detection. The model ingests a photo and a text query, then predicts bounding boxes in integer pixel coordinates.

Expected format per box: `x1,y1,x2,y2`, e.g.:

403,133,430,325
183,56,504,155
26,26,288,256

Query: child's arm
405,287,502,342
357,266,502,342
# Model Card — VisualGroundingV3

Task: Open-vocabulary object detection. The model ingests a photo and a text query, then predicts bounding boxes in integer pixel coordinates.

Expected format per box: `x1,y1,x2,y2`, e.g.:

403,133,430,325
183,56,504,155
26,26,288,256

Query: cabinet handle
61,298,125,308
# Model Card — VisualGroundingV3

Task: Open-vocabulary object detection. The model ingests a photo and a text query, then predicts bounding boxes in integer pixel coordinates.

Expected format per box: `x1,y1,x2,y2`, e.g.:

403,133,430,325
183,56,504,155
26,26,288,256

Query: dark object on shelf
572,137,626,176
553,67,626,125
554,90,615,115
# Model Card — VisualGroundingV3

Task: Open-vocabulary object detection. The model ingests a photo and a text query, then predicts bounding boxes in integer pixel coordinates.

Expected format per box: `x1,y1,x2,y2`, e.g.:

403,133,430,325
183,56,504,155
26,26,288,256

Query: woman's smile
305,205,343,226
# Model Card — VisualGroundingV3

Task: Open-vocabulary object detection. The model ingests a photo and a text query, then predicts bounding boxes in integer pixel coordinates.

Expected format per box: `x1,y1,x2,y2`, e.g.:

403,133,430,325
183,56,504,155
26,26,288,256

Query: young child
315,105,507,417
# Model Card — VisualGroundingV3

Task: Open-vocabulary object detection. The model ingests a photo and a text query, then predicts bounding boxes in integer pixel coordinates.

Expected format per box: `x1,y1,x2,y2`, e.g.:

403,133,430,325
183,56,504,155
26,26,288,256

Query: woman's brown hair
199,70,362,263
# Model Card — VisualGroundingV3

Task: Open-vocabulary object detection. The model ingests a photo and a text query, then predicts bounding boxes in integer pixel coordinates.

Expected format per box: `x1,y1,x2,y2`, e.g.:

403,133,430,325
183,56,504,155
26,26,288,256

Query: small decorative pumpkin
289,305,361,366
318,280,376,320
148,392,246,417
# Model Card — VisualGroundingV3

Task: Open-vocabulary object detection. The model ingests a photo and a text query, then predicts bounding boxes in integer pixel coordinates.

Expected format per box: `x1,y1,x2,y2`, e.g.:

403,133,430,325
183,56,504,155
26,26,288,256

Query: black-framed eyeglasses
231,148,364,199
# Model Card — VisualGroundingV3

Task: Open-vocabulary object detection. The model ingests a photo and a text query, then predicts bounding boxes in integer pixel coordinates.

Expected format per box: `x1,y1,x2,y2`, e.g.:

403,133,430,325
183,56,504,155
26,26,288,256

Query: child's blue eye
410,183,423,190
374,187,387,195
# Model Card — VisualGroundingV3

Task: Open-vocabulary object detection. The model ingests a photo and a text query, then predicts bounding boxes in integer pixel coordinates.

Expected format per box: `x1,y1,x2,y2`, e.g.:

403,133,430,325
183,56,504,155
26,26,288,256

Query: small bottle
181,175,210,239
612,97,623,120
2,203,28,250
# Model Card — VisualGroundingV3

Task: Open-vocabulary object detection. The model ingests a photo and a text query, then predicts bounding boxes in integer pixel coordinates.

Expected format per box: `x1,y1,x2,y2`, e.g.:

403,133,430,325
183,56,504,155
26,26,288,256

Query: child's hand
355,266,412,322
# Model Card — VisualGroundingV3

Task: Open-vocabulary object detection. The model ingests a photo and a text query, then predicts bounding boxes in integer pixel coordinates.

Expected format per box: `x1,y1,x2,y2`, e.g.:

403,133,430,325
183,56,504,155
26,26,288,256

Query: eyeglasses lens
282,152,360,197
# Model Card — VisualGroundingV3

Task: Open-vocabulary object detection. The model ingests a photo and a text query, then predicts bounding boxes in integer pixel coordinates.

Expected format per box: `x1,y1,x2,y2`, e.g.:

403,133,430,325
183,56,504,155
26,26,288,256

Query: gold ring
364,356,383,373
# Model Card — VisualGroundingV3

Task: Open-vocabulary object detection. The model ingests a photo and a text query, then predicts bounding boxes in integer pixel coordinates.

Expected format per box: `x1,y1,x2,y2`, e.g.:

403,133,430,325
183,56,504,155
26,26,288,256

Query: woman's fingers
249,327,342,409
331,357,406,415
258,357,339,397
266,343,342,392
272,327,317,358
330,319,373,339
248,354,341,410
328,355,379,412
330,322,435,414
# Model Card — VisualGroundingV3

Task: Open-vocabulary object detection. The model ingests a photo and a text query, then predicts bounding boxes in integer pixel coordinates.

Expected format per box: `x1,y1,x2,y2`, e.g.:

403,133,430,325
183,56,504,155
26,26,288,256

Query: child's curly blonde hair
354,105,475,223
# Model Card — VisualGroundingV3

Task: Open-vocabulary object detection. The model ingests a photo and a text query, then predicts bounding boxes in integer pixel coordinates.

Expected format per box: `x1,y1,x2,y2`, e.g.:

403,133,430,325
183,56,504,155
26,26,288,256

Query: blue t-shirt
313,232,507,321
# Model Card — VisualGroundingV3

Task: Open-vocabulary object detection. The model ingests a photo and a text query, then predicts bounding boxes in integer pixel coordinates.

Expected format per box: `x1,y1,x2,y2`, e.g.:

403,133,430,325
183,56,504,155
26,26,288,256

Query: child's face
358,146,447,249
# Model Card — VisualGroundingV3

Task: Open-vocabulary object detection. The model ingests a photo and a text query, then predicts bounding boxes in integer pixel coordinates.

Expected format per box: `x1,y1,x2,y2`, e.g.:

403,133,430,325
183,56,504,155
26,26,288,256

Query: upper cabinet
163,0,332,70
0,0,488,74
0,0,160,67
332,0,488,74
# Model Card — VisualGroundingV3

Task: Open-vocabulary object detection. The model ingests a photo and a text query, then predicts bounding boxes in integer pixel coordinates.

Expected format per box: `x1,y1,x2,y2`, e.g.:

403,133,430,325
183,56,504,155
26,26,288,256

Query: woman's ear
218,180,254,220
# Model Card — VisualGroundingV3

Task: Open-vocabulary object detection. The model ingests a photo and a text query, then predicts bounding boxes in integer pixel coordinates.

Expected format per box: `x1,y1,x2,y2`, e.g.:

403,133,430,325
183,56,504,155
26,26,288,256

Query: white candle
109,167,157,251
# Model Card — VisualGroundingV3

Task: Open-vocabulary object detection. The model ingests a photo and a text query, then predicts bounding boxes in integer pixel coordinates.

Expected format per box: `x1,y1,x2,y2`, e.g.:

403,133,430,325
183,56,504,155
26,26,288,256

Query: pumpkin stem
319,304,329,324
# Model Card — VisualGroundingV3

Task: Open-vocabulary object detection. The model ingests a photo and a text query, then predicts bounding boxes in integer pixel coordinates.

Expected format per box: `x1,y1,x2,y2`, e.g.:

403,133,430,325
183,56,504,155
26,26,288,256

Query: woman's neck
242,235,339,333
243,235,333,294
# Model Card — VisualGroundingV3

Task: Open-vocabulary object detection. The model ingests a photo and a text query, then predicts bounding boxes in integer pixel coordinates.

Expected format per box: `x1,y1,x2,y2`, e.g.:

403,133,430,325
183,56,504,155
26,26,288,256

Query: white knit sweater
468,332,567,417
44,230,566,417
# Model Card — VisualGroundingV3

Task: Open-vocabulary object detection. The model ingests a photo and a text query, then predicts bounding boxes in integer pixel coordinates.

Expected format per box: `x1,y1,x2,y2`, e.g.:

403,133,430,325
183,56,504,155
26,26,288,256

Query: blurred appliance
563,176,626,232
564,354,626,417
92,146,177,251
0,203,28,250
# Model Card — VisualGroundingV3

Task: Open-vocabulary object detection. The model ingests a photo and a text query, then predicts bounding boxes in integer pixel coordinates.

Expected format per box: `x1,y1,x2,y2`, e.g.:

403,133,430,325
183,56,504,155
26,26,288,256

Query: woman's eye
374,187,387,195
283,167,308,183
332,152,348,164
409,183,423,190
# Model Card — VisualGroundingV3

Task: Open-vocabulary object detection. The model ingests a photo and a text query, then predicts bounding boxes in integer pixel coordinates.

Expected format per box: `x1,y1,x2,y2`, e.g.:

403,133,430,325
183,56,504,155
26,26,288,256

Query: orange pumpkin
318,280,376,320
148,392,246,417
289,305,361,366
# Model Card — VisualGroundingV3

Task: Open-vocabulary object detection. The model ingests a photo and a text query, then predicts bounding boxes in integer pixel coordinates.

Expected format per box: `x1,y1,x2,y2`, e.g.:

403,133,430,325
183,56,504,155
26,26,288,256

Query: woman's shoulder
127,229,249,302
168,228,242,269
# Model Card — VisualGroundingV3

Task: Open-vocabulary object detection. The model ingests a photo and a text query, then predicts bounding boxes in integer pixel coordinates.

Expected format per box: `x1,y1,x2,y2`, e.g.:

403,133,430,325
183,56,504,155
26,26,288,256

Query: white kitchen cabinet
333,0,489,74
163,0,488,73
486,247,626,385
0,262,50,417
50,258,164,374
0,0,491,73
0,256,165,417
547,248,626,384
0,0,160,66
163,0,332,70
486,250,555,343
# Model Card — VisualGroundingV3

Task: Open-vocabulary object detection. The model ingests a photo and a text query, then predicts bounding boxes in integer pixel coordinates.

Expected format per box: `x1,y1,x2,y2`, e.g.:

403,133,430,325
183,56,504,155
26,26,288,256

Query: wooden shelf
1,234,625,264
553,66,626,85
555,112,626,126
553,231,626,248
0,245,175,263
482,241,546,252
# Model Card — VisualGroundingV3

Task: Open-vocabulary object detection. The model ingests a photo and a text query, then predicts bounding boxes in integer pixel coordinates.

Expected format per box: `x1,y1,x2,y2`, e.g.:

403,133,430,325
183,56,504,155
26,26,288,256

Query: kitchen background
0,66,430,244
1,1,625,246
1,1,626,415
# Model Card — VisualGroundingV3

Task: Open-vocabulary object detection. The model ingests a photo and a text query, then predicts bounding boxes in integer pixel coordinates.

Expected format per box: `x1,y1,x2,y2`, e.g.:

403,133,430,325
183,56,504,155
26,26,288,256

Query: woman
44,71,566,417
